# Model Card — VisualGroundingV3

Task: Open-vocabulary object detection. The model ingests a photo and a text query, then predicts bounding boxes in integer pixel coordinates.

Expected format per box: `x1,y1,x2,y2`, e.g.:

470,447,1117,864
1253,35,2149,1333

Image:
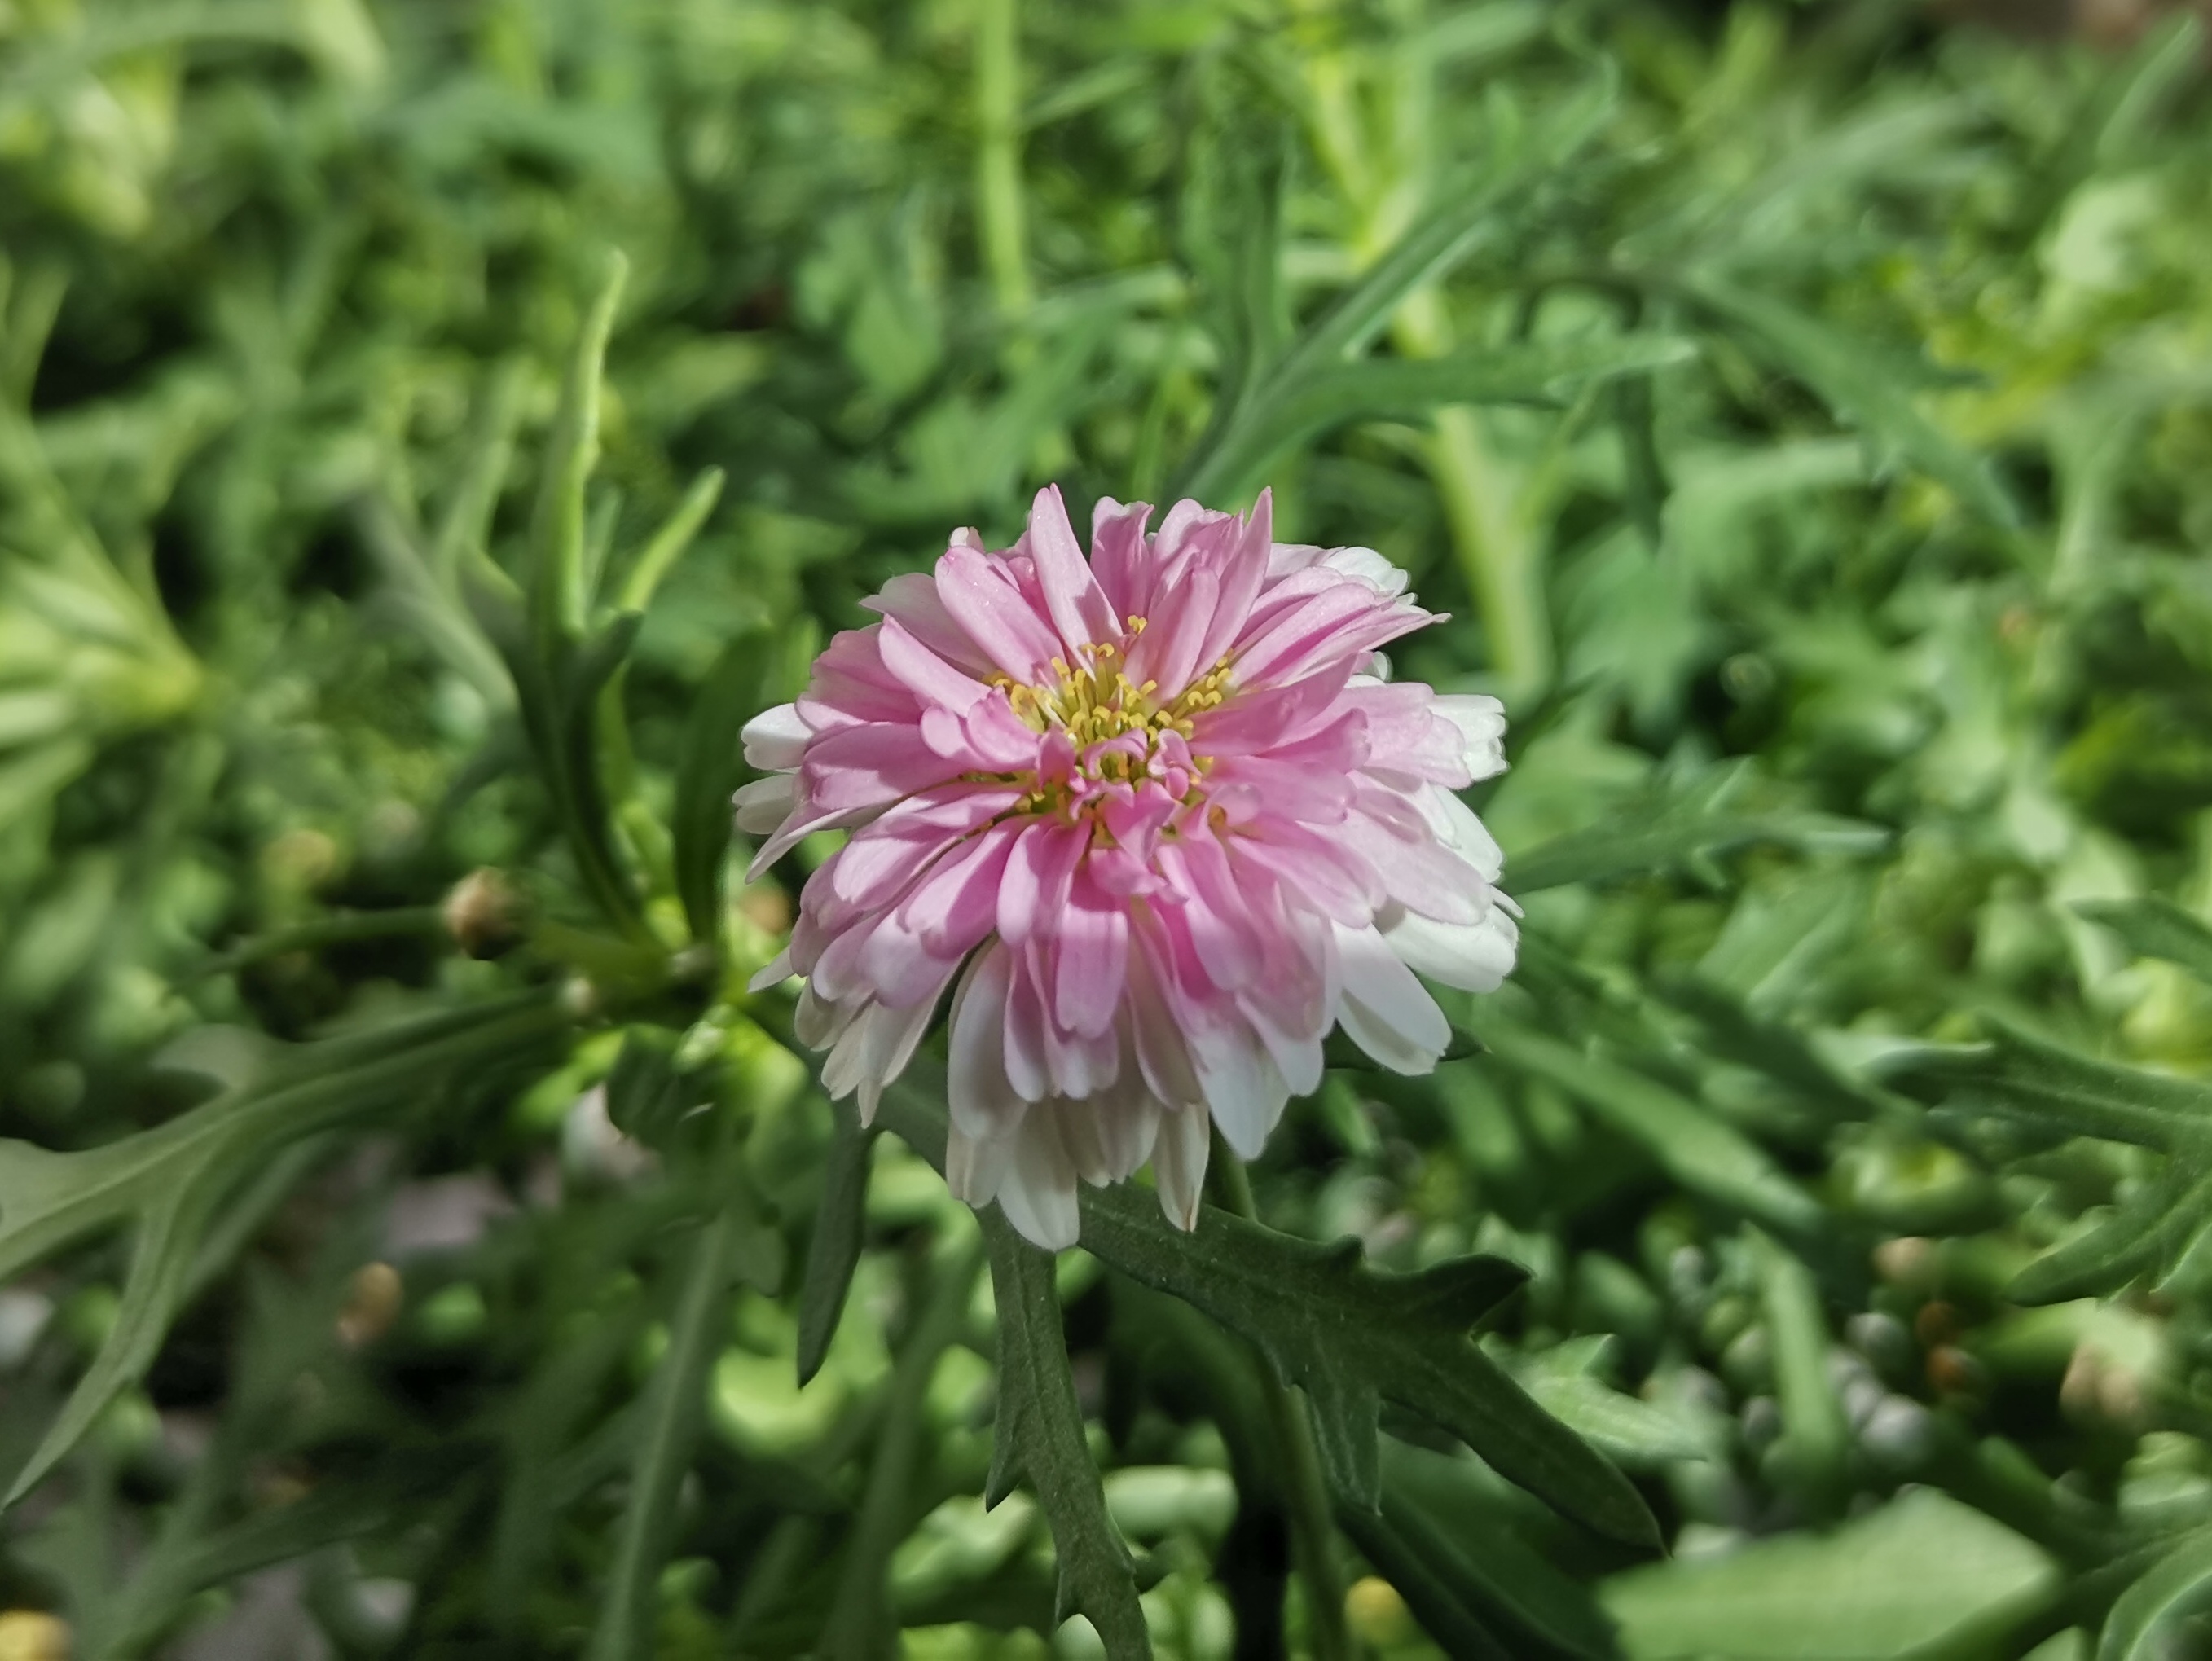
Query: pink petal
1022,485,1119,654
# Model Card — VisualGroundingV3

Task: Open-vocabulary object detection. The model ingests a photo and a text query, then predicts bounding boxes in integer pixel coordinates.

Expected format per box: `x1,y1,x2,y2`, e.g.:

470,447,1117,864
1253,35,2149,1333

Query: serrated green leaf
981,1211,1150,1659
1682,275,2020,529
796,1101,880,1389
868,1066,1654,1548
1603,1489,2060,1659
1507,762,1887,893
1896,1017,2212,1153
2011,1164,2212,1305
1471,1013,1823,1233
2099,1521,2212,1661
2077,896,2212,988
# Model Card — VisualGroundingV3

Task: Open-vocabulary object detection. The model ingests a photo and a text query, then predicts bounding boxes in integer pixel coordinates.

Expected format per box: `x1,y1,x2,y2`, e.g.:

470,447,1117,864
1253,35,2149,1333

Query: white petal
1433,695,1507,781
1152,1105,1210,1233
741,702,811,771
1379,903,1519,993
822,995,939,1125
948,947,1027,1141
746,947,794,993
1317,544,1409,596
1416,784,1505,881
733,773,798,834
1062,1084,1160,1186
1188,1017,1287,1161
1332,922,1450,1074
996,1110,1080,1250
948,1123,1011,1206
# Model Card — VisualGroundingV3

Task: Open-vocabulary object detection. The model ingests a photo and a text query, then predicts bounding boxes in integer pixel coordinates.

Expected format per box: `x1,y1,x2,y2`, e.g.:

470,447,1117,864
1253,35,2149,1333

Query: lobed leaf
866,1064,1657,1549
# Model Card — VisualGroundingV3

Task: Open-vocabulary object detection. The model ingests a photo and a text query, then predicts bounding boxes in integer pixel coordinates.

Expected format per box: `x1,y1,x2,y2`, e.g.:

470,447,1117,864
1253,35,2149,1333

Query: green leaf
613,466,724,617
796,1101,880,1389
530,250,627,655
1507,763,1887,893
1601,1489,2060,1659
2076,897,2212,988
2099,1522,2212,1661
0,995,563,1508
587,1201,744,1661
1752,1231,1849,1506
673,629,768,949
1893,1016,2212,1154
1495,1337,1712,1470
604,1025,696,1152
870,1064,1655,1549
1185,335,1698,505
1471,1014,1824,1233
2010,1164,2212,1306
1682,275,2021,529
1349,1439,1622,1661
980,1212,1151,1660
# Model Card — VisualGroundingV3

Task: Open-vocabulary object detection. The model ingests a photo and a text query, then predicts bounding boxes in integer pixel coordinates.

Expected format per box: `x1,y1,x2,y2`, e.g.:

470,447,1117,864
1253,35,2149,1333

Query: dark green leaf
604,1025,693,1152
981,1211,1151,1659
870,1064,1653,1549
1354,1439,1622,1661
796,1100,880,1389
673,629,768,949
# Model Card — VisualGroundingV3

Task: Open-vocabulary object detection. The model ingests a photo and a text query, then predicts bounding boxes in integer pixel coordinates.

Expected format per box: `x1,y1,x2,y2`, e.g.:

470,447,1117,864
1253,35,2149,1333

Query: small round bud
337,1263,403,1349
442,868,526,959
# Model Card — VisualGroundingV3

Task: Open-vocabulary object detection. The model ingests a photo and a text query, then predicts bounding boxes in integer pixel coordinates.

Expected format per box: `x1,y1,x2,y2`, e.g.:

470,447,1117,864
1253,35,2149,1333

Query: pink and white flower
739,486,1517,1248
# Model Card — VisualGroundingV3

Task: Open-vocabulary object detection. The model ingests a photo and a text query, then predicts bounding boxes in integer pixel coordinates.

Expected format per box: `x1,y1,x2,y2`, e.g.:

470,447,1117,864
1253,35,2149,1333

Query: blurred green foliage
5,0,2212,1656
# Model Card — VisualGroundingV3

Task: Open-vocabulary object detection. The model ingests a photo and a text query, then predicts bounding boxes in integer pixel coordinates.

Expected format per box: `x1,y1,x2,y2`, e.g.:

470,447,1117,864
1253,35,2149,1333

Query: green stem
818,1238,985,1659
1211,1139,1358,1661
974,0,1031,317
196,907,446,978
587,1197,741,1661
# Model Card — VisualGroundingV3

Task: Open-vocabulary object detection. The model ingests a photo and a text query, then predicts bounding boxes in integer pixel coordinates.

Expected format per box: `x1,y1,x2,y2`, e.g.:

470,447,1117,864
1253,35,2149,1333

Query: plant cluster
3,1,2212,1657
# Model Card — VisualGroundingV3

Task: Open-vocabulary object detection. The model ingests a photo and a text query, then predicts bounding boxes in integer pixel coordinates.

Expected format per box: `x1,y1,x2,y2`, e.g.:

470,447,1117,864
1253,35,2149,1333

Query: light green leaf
981,1212,1151,1660
1185,335,1697,504
1507,762,1887,894
2099,1522,2212,1661
1602,1489,2060,1659
1471,1014,1823,1233
529,250,627,654
1496,1337,1712,1470
1895,1016,2212,1154
1682,275,2021,529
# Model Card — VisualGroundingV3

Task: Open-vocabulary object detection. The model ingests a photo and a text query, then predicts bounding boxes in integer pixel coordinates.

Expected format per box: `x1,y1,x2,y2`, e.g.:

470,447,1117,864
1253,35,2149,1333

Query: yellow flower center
988,623,1232,816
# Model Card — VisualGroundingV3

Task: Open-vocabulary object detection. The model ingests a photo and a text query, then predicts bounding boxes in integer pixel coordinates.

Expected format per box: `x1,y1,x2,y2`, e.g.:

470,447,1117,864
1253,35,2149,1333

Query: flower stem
1211,1138,1359,1661
973,0,1031,319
